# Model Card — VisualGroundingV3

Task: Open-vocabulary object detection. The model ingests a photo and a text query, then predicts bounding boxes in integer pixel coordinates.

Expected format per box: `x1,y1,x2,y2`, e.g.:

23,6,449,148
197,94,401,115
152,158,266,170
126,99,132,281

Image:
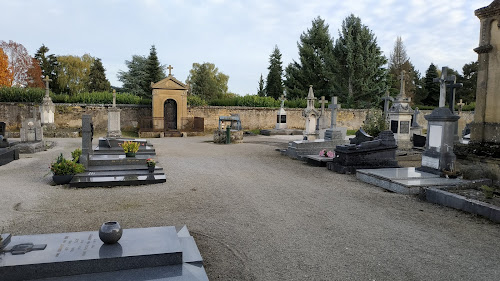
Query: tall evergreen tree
257,74,265,97
265,45,284,99
420,63,440,106
284,16,337,100
334,14,387,108
388,36,416,101
34,44,59,92
88,58,111,92
460,61,478,104
146,45,166,90
117,55,149,97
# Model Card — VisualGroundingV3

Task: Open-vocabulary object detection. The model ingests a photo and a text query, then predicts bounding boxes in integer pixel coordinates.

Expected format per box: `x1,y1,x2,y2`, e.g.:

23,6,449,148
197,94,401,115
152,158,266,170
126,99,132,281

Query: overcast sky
1,0,492,95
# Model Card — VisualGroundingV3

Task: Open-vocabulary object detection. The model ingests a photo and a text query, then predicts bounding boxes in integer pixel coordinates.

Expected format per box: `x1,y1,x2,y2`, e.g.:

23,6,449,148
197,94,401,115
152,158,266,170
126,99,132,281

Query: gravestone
325,96,347,141
20,118,43,142
0,226,207,280
318,96,329,129
107,90,122,138
303,85,319,140
419,107,460,174
0,121,9,148
80,115,94,168
349,128,374,145
382,89,394,127
446,76,463,143
387,70,414,150
39,76,55,127
328,130,398,174
434,67,456,108
275,95,287,130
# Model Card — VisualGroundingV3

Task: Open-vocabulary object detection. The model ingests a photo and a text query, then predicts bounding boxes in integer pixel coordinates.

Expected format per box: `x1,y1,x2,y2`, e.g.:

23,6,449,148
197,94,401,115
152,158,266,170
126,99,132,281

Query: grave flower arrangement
319,149,335,158
50,153,85,176
71,148,82,163
121,141,140,154
146,158,156,167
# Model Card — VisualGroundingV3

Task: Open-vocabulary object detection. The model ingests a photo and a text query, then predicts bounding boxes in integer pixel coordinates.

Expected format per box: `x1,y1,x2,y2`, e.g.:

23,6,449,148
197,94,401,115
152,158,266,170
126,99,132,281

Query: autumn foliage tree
0,48,13,87
0,40,32,87
26,58,44,88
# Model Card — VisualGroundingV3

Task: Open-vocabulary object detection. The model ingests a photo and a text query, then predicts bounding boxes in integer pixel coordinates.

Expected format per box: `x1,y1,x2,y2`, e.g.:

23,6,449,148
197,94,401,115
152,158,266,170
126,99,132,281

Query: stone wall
0,102,474,134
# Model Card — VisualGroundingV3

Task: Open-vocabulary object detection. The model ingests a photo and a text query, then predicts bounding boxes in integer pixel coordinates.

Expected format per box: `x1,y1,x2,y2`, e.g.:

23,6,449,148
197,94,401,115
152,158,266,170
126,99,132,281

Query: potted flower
50,153,85,185
121,141,140,157
146,158,156,173
319,149,335,158
71,148,82,163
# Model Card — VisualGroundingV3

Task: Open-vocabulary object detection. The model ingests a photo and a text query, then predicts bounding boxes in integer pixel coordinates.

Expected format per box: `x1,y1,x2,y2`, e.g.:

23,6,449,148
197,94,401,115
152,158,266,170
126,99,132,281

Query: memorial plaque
429,125,442,151
400,121,410,134
280,115,286,123
391,120,398,134
422,155,439,170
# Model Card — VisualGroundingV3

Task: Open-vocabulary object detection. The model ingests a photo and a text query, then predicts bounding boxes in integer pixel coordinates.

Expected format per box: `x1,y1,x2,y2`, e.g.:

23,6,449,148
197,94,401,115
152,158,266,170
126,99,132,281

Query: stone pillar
107,90,122,137
40,76,55,127
420,108,460,173
470,1,500,144
81,115,93,168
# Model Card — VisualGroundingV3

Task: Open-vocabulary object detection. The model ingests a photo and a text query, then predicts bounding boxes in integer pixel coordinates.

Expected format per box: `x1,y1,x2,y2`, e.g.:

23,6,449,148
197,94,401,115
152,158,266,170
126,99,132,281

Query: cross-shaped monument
382,89,393,122
457,99,465,114
446,76,463,113
328,96,340,129
167,65,173,76
279,94,286,108
398,70,406,98
433,67,455,107
43,76,52,98
319,96,327,116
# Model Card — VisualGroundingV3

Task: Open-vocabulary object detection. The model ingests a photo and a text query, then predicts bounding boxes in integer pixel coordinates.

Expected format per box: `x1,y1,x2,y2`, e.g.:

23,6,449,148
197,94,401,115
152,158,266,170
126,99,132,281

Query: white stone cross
398,70,406,98
457,99,465,114
167,65,173,76
112,89,116,107
279,94,286,108
319,96,328,115
43,76,52,98
328,96,340,129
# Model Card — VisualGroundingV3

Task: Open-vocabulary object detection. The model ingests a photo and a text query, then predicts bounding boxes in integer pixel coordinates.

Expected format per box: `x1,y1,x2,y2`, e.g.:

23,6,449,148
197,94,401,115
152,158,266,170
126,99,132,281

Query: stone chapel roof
151,75,188,90
475,0,500,18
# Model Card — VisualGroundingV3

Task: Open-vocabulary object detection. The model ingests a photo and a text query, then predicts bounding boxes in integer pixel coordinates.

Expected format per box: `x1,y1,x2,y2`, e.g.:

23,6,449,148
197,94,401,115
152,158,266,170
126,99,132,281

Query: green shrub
462,102,475,111
188,95,207,106
362,108,387,137
50,153,85,175
481,185,495,199
0,87,45,103
71,148,82,162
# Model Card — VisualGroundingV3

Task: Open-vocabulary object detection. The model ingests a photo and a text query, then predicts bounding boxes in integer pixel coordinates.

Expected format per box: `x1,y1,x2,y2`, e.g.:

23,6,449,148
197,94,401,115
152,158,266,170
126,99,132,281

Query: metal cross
167,65,173,76
446,76,463,113
433,67,455,107
328,96,340,129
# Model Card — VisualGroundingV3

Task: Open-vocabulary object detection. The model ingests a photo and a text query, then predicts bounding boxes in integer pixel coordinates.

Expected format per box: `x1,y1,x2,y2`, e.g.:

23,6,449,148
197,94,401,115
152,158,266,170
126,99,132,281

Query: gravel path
1,136,499,280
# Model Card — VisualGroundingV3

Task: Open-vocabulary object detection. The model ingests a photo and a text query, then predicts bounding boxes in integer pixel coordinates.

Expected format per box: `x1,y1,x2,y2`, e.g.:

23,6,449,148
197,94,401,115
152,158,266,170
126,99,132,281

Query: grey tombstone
433,67,455,108
318,96,329,129
107,90,122,138
80,115,94,168
419,107,460,174
20,118,43,142
275,95,287,130
325,96,346,141
40,76,55,126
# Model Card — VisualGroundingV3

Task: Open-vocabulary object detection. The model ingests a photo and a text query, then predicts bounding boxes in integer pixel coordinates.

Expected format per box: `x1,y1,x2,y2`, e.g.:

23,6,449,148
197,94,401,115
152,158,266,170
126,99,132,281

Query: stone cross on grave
433,67,455,107
382,89,393,121
112,89,116,107
319,96,328,116
398,70,406,98
328,96,341,129
167,65,173,76
279,94,286,108
457,99,465,114
446,75,463,113
43,76,52,98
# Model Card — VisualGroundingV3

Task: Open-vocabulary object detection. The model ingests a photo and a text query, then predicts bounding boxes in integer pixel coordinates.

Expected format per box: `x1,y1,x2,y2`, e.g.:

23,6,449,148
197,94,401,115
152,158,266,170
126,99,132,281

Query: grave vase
125,152,136,158
52,175,73,185
99,221,123,244
148,166,155,173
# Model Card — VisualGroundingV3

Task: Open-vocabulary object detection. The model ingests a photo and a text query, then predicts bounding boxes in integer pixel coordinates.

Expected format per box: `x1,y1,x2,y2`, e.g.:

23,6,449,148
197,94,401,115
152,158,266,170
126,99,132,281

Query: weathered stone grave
0,225,208,281
39,76,55,128
260,95,303,136
324,96,347,141
387,70,414,150
213,114,243,144
107,89,122,138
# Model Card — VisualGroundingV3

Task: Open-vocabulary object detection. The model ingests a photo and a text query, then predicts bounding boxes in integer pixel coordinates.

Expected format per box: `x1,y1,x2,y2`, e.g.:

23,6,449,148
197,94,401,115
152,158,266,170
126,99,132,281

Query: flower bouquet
146,158,156,172
319,149,335,158
121,141,140,157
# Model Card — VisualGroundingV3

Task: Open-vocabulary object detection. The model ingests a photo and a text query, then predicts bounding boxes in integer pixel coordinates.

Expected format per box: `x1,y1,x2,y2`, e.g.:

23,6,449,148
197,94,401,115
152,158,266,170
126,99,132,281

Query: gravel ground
1,136,500,281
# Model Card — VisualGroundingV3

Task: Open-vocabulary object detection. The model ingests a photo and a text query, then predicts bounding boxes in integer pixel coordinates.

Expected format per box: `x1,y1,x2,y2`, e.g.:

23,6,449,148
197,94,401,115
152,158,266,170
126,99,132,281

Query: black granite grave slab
0,227,183,281
86,165,160,172
0,148,19,166
69,174,166,188
304,155,334,167
88,154,153,166
98,138,150,148
76,167,164,177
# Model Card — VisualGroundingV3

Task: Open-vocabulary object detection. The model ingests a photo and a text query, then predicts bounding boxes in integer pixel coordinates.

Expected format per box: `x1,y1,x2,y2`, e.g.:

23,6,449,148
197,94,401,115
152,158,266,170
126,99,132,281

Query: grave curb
425,187,500,223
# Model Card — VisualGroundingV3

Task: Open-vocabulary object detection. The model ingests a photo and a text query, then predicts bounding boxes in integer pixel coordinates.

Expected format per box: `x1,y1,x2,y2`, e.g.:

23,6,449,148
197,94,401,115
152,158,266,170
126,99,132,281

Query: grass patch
347,129,357,135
